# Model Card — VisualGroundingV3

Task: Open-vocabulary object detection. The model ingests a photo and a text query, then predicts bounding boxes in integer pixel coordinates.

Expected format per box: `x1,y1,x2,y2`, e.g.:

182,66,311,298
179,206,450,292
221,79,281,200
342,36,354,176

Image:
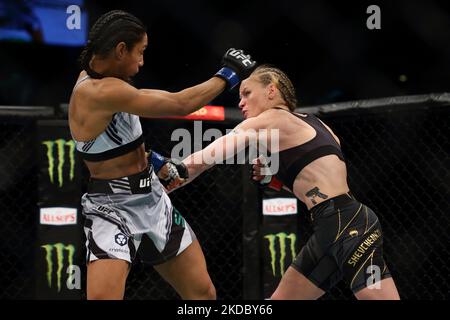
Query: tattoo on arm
305,187,328,205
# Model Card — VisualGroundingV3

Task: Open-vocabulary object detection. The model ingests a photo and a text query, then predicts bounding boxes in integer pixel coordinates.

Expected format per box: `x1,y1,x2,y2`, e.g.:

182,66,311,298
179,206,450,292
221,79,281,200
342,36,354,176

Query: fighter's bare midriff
84,144,148,179
292,155,350,210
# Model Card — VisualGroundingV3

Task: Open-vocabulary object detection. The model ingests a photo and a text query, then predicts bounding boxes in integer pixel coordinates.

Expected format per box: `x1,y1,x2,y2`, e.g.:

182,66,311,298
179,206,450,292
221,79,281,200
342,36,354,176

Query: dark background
0,0,449,300
2,0,450,108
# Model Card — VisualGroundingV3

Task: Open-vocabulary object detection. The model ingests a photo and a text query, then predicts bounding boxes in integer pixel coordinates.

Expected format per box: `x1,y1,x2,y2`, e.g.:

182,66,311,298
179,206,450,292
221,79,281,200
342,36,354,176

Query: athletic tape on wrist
215,67,240,89
150,151,166,173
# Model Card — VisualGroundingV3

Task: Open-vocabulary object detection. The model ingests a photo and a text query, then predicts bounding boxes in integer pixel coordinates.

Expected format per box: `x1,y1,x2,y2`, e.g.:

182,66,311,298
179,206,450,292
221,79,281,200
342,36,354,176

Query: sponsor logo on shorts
40,207,77,225
109,248,129,254
42,139,75,187
173,208,185,227
264,232,297,277
41,243,80,292
115,233,128,246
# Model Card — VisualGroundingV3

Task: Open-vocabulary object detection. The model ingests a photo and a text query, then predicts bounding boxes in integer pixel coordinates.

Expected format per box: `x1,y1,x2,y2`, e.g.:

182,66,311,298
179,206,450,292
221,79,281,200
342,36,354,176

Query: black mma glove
215,48,257,90
148,150,189,187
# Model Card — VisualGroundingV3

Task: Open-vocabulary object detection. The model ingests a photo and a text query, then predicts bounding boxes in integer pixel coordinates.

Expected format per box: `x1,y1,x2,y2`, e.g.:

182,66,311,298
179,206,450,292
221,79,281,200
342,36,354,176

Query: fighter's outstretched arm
166,115,268,193
183,127,258,183
167,121,261,193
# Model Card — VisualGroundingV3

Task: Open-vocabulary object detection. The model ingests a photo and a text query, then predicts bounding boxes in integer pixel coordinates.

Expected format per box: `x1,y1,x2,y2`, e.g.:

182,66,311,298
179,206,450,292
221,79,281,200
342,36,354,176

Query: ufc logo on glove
229,49,253,67
215,48,256,90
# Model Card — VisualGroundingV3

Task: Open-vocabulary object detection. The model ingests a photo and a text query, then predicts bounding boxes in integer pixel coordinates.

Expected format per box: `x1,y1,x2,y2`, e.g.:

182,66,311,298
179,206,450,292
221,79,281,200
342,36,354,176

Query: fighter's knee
270,290,284,300
87,290,106,300
87,287,124,300
205,283,217,300
184,281,216,300
197,282,216,300
87,281,126,300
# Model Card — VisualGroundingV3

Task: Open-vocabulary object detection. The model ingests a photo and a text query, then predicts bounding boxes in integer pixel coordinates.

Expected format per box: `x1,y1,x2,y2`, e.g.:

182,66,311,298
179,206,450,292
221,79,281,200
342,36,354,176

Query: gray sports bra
71,75,144,162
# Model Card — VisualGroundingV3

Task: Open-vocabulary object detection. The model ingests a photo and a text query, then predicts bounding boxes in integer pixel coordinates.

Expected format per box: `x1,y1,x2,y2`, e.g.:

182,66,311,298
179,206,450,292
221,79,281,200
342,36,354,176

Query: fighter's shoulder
232,114,269,134
88,77,137,105
72,78,134,115
96,77,132,93
73,76,114,96
259,108,282,118
236,114,267,131
248,108,280,126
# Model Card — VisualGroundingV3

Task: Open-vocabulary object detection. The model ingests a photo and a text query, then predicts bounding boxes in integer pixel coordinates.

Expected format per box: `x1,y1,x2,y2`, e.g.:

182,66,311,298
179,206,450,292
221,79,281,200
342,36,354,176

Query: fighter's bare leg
154,239,216,300
271,266,325,300
354,277,400,300
87,259,130,300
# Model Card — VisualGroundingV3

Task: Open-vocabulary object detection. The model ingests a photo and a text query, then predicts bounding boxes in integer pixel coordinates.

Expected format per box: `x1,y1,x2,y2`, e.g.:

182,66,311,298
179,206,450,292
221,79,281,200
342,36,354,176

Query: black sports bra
272,108,345,190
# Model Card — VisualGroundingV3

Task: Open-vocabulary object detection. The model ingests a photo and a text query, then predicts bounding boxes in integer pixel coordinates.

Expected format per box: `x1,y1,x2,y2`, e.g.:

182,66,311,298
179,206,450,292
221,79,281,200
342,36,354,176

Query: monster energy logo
42,139,75,187
41,243,75,292
264,232,297,277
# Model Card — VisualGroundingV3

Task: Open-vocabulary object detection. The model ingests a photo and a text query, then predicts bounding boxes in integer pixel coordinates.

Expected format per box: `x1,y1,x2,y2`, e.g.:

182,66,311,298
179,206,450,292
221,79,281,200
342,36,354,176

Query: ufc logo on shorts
229,49,253,67
139,177,150,188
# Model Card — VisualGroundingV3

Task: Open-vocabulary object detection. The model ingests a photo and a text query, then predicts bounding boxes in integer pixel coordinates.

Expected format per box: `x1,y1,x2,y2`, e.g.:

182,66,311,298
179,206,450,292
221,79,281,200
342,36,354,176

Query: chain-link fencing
0,117,39,299
0,95,448,299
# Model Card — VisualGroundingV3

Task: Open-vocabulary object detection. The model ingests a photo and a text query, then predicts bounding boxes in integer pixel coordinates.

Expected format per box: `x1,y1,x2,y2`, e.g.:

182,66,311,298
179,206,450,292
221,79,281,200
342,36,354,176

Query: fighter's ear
115,41,127,59
267,83,277,100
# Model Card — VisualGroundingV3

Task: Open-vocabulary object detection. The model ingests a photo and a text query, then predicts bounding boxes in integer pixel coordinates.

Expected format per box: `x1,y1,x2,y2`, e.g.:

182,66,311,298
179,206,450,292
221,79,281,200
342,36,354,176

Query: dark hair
78,10,146,79
251,64,298,111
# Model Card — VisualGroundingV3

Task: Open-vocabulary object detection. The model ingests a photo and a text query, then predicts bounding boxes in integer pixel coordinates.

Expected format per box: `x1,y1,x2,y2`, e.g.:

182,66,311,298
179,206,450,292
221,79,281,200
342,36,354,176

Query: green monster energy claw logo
41,243,75,292
42,139,75,187
264,232,297,276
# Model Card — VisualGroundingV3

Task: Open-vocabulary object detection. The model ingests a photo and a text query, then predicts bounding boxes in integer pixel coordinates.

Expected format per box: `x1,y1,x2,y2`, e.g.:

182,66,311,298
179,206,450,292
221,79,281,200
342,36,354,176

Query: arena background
0,0,449,300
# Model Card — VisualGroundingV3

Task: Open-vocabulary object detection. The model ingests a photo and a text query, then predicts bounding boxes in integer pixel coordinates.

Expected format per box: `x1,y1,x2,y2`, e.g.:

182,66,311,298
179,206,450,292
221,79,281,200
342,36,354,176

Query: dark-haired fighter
68,10,256,300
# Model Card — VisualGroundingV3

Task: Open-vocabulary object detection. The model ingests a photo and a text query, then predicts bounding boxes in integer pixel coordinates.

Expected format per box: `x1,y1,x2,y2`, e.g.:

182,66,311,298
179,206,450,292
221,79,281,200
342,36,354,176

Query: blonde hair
250,65,298,111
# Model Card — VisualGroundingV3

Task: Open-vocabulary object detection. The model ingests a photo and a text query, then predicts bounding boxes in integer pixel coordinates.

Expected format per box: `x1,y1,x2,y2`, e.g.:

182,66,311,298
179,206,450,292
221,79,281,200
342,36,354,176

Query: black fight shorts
292,194,392,293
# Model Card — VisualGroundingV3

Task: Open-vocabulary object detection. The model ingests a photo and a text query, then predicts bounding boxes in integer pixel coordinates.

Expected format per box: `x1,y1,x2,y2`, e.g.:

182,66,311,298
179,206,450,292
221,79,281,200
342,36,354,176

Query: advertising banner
36,120,83,299
261,193,301,298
